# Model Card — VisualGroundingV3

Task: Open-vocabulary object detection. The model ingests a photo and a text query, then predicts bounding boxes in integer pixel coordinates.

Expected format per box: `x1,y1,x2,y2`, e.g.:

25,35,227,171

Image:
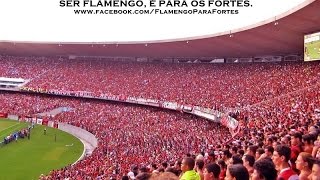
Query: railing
0,86,239,131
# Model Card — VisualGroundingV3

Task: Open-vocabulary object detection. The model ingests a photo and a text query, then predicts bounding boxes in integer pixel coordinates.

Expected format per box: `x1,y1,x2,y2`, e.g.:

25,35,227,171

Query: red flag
220,116,229,127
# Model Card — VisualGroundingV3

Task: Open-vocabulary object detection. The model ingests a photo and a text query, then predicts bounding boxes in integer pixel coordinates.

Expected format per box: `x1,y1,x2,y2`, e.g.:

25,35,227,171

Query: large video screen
304,32,320,61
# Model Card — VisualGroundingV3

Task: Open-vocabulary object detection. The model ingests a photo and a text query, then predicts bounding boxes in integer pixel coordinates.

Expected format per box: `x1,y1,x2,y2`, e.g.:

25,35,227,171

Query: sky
0,0,308,43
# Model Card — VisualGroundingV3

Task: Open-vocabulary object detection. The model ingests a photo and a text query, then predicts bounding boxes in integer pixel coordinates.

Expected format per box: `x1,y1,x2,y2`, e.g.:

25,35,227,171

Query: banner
36,118,43,125
99,94,120,101
19,86,238,130
220,116,229,127
0,112,8,118
48,121,54,128
7,114,19,121
182,105,193,112
144,99,160,107
193,106,223,118
193,109,218,122
126,96,139,104
161,101,178,110
19,116,26,122
53,122,59,128
220,115,239,130
42,118,49,126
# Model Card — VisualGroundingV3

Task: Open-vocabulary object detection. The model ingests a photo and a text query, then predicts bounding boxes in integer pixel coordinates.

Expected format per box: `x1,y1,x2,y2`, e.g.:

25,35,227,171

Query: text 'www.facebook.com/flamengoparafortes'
73,8,239,15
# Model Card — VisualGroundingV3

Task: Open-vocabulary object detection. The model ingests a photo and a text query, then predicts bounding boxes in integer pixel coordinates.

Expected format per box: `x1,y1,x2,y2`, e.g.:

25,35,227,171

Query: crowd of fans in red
0,55,320,180
0,92,232,179
1,55,320,109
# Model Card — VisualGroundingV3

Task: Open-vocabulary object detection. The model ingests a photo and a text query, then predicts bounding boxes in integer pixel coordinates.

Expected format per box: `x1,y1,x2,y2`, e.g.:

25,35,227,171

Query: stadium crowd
0,55,320,179
0,92,232,179
1,55,320,109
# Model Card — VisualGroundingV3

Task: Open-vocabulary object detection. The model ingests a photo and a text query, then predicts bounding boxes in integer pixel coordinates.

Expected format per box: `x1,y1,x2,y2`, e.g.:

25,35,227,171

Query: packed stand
0,87,320,179
0,92,232,179
1,55,320,179
1,55,320,110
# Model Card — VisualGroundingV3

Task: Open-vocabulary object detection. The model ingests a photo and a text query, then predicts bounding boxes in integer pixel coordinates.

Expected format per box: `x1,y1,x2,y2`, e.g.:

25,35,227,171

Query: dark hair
139,167,148,173
284,136,291,142
209,150,216,157
183,157,195,170
275,145,291,162
133,166,139,176
231,146,238,153
228,164,249,180
291,132,302,141
196,159,204,170
132,165,139,171
243,155,255,167
257,141,264,148
200,152,205,156
223,150,232,158
231,155,243,165
271,136,278,142
175,160,182,167
205,163,221,178
313,159,320,166
121,176,129,180
152,164,157,170
165,167,177,174
302,134,314,144
135,172,151,180
264,157,273,162
256,148,265,155
217,160,227,169
265,146,274,154
162,162,168,168
238,149,245,156
253,159,277,180
248,145,259,155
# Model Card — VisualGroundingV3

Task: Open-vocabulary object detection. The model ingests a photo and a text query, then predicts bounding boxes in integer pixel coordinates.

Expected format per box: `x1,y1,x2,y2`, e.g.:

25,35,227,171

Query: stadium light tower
229,30,233,38
274,16,279,26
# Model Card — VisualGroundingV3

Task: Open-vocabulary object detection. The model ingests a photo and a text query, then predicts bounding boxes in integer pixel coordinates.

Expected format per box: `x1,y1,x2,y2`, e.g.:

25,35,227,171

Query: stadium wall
58,122,98,164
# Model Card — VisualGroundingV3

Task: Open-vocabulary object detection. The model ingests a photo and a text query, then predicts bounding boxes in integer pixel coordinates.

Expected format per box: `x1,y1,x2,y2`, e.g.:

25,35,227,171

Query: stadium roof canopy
0,0,319,58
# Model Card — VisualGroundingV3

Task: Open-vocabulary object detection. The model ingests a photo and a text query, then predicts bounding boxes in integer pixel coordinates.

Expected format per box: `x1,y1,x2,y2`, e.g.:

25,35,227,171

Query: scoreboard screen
304,32,320,61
